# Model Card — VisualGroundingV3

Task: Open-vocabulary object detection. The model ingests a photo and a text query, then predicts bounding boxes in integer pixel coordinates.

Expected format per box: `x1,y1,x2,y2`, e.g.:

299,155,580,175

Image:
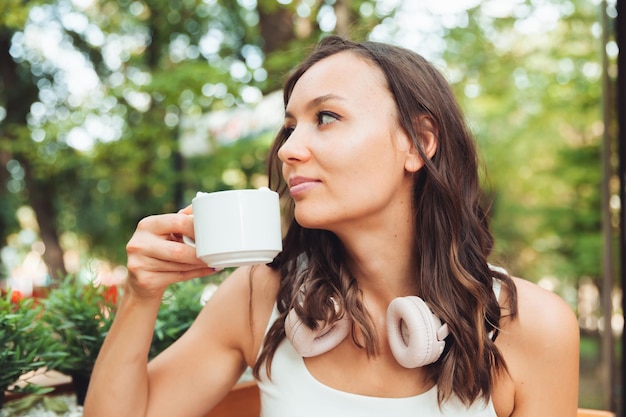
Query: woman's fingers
125,212,213,298
178,204,193,215
137,213,195,238
127,264,216,298
128,236,198,266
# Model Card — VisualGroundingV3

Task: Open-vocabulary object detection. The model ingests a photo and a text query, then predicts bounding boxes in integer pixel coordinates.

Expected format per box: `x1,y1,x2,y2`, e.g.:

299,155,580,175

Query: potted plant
0,290,67,409
42,275,117,405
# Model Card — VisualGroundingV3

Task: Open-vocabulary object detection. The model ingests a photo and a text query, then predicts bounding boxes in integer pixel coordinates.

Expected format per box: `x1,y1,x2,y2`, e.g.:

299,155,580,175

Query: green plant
1,394,69,415
149,278,214,359
0,291,66,407
42,275,117,378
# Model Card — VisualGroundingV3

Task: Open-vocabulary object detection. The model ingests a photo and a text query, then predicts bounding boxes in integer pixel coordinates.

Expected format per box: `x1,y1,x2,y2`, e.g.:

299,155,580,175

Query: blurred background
0,0,622,414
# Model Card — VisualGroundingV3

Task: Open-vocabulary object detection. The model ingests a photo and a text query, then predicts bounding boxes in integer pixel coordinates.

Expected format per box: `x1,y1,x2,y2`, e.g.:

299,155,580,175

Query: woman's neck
338,222,419,301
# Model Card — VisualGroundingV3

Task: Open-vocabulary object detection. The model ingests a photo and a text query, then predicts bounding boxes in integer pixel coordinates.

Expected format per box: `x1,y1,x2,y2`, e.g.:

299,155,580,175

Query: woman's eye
317,111,339,126
282,125,295,139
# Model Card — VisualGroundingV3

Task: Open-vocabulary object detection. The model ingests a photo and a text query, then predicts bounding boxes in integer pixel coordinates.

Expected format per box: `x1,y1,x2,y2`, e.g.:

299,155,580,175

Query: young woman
84,36,579,417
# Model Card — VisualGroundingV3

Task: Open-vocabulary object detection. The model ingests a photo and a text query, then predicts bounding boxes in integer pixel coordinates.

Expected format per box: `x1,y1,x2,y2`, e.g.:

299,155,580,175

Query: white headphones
285,295,449,368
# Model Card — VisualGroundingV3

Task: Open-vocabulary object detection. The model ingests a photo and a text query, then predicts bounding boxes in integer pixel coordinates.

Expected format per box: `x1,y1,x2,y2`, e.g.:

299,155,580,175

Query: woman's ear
404,115,438,173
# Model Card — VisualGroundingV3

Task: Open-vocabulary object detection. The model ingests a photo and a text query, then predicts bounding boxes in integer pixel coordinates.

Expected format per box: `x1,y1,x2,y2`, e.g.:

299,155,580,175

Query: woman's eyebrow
285,94,346,119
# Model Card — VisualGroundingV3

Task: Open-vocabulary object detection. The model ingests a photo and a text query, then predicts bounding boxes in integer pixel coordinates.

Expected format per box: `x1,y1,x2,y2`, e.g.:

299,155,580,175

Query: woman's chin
294,212,329,231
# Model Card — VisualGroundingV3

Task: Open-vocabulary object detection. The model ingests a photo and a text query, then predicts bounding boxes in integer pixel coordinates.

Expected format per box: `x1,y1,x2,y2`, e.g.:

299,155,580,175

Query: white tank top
256,277,503,417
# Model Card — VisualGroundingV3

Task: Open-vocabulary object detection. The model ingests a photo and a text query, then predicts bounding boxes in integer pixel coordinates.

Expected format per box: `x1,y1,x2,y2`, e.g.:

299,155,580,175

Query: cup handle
182,235,196,247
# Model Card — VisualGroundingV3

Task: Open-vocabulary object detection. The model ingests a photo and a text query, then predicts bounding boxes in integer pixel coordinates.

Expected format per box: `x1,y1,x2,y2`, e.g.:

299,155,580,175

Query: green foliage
149,277,220,359
540,145,603,280
0,0,48,30
1,394,69,415
440,0,608,285
42,276,117,377
0,0,392,279
0,274,223,409
184,133,274,196
0,0,612,302
0,292,67,396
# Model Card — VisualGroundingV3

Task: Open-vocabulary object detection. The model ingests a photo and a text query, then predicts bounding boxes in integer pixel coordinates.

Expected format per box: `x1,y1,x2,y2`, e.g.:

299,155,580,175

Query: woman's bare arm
83,212,227,417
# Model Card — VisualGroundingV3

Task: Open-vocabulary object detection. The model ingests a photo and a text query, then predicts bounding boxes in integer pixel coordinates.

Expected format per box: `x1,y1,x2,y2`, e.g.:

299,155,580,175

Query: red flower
10,290,23,303
104,285,118,304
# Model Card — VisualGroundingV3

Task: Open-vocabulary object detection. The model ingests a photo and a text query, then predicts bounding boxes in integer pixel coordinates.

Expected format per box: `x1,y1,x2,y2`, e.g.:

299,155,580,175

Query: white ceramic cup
184,188,282,268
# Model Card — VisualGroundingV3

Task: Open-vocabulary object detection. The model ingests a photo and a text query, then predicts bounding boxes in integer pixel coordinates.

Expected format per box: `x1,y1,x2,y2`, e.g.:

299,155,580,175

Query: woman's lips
288,176,321,197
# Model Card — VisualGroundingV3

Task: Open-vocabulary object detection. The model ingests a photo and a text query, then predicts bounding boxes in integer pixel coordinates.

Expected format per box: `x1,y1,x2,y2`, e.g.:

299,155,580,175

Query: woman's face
278,52,420,233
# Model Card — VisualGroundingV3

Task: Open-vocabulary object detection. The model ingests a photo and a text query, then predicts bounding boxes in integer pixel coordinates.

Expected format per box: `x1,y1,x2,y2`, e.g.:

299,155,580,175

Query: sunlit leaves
0,0,608,291
441,0,608,284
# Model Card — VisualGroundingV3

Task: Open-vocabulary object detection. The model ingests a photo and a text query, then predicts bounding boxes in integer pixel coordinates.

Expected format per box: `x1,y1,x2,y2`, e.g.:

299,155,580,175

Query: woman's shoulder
494,276,580,415
497,276,578,349
508,276,577,337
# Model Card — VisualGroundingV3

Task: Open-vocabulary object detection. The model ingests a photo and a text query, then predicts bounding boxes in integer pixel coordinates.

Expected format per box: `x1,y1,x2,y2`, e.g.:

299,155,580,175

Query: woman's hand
125,207,217,299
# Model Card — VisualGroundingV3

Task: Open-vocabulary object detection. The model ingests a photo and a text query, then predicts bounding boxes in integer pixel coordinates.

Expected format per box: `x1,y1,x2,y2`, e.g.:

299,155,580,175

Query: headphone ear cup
386,296,449,368
285,308,352,357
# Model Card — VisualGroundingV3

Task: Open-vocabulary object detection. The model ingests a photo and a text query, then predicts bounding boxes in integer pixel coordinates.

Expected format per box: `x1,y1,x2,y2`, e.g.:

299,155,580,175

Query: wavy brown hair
252,36,517,406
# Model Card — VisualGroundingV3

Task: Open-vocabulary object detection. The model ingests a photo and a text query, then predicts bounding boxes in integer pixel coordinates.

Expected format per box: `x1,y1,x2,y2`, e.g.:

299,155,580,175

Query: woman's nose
277,127,311,164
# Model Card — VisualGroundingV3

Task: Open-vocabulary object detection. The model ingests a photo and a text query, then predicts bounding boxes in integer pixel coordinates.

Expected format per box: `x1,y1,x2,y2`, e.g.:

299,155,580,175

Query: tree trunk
334,0,351,37
258,6,295,54
23,168,67,283
0,28,67,284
